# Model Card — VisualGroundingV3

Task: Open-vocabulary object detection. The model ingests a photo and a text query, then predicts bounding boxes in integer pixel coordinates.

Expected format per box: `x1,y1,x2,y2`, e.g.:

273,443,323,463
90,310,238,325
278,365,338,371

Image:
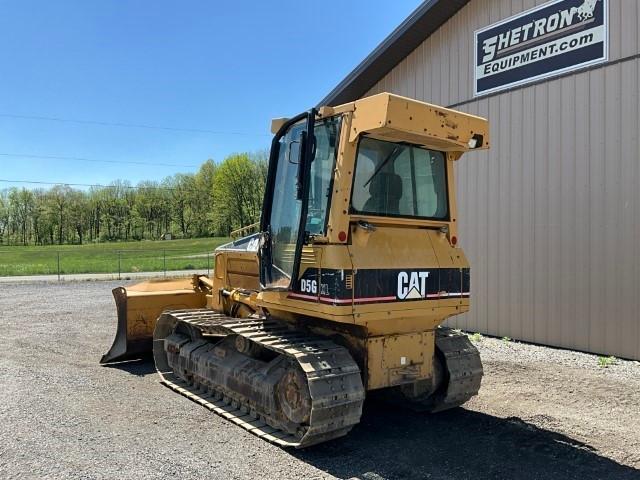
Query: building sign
474,0,608,96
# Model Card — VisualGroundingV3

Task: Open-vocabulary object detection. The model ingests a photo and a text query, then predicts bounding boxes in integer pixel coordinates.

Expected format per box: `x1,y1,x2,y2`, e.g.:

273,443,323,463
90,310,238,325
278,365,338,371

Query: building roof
319,0,470,107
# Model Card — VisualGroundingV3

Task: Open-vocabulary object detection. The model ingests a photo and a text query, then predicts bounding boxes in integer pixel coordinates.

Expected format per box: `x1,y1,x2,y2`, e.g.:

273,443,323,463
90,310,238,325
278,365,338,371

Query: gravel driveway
1,281,638,479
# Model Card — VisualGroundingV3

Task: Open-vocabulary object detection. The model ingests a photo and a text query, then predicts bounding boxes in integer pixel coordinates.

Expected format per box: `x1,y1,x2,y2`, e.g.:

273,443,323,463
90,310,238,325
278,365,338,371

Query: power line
0,112,271,137
0,178,193,192
0,152,199,168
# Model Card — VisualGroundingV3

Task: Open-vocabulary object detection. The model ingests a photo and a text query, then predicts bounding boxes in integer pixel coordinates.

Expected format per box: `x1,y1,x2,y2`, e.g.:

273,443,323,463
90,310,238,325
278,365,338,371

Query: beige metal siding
364,0,640,359
368,0,640,104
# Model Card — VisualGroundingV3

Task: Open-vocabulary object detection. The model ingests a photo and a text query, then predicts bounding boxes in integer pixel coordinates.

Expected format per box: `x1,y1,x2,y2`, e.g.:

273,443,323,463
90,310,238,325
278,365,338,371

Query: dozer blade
100,276,209,364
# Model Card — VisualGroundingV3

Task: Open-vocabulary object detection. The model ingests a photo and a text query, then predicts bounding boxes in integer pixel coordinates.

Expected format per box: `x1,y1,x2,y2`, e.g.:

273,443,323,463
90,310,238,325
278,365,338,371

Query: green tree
30,189,48,245
0,190,9,244
165,173,197,238
193,159,216,236
0,154,269,244
8,188,35,245
68,190,90,244
134,181,162,239
213,154,265,235
47,185,73,245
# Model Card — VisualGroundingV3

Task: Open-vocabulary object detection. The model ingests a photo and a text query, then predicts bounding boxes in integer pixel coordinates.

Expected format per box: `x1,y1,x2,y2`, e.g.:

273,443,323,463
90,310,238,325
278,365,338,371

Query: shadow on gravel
102,358,156,376
295,400,638,480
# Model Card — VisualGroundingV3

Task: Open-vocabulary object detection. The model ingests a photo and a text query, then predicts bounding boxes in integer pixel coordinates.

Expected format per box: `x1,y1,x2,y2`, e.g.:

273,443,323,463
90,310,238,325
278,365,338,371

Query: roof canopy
343,93,489,153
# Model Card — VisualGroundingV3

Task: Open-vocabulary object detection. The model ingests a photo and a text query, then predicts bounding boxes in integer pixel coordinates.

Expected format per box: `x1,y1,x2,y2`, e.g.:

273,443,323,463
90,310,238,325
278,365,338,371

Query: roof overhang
319,0,470,107
347,93,489,153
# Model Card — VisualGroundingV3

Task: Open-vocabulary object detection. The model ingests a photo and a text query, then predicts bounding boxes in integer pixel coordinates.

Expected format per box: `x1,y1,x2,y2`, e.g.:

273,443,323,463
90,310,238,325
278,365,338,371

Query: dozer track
153,309,365,448
384,327,483,412
431,327,483,412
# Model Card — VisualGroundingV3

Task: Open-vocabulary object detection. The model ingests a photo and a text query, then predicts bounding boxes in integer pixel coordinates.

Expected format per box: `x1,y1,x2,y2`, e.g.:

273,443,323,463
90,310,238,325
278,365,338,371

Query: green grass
597,355,617,368
0,237,231,276
469,332,484,343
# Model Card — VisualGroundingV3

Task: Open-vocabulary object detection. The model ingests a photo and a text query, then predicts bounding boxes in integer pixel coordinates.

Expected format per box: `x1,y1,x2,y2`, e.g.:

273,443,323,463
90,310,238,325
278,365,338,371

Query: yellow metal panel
349,226,439,269
354,305,466,336
348,93,490,151
367,331,434,390
325,112,357,244
428,229,467,269
124,284,207,340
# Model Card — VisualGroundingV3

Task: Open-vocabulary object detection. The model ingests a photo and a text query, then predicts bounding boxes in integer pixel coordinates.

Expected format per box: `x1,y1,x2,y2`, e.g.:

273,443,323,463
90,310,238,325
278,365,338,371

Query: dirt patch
0,281,638,479
468,337,640,469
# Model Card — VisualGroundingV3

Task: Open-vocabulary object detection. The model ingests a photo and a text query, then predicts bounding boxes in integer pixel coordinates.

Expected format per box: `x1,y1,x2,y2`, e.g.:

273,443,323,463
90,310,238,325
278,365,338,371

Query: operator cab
259,93,489,294
260,113,451,292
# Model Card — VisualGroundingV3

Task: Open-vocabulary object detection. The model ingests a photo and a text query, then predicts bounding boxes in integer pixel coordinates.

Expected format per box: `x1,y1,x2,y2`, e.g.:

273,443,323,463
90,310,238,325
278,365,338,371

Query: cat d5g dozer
101,92,489,447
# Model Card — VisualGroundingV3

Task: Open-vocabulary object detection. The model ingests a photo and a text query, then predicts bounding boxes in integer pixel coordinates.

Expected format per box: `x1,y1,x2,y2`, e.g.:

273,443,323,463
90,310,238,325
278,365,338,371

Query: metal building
321,0,640,360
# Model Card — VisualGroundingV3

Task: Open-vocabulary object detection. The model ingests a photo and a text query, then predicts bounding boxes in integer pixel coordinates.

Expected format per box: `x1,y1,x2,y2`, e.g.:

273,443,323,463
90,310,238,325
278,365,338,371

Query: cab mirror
287,139,302,165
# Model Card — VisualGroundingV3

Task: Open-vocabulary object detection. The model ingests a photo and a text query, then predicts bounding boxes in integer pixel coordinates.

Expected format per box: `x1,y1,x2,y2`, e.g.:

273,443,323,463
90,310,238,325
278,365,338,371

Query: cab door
260,112,315,290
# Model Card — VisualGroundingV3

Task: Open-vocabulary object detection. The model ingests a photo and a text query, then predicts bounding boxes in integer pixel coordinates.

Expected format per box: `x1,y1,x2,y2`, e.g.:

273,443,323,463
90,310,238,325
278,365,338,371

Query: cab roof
332,92,489,153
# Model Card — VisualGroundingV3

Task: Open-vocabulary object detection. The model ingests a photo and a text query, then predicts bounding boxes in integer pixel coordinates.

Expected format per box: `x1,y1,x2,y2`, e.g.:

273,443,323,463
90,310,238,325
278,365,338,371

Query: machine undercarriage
152,309,482,447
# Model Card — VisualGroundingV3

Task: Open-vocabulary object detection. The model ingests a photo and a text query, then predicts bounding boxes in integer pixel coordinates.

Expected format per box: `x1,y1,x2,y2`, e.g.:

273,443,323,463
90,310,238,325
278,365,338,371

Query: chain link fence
0,248,214,279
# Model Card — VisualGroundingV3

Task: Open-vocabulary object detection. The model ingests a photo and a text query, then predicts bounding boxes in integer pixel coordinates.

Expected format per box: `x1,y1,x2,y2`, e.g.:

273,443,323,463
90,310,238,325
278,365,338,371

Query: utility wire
0,178,197,192
0,112,271,137
0,152,199,168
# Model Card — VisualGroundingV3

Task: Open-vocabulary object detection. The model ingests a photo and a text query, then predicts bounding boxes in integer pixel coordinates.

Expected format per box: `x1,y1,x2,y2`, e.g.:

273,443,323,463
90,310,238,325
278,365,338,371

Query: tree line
0,152,267,246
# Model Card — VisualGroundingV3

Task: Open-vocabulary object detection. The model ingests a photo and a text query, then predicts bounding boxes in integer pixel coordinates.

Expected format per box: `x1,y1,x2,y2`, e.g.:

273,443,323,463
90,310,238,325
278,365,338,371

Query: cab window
305,117,341,235
350,136,448,219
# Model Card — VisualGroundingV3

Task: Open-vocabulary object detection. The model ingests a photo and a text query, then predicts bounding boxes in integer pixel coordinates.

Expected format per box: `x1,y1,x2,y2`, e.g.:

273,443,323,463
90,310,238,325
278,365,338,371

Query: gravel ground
0,281,638,480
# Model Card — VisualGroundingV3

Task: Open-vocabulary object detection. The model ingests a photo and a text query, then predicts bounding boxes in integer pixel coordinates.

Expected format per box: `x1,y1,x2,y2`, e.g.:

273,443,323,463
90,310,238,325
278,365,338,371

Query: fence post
118,251,121,281
163,249,166,277
57,251,61,282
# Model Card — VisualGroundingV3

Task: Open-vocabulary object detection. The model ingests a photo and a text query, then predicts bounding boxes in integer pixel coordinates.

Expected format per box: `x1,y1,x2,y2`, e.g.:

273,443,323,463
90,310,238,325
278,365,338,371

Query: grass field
0,237,231,276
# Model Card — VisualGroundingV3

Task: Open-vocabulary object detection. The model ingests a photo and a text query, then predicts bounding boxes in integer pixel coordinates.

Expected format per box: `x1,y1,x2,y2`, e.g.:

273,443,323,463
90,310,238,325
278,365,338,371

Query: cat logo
397,271,430,300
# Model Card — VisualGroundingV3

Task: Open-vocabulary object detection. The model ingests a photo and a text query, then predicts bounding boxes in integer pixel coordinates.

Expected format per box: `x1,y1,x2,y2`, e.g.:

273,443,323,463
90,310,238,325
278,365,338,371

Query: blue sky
0,0,420,187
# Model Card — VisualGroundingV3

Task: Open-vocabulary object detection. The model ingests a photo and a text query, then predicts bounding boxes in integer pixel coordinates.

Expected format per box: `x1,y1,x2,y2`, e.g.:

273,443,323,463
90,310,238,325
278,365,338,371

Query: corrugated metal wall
365,0,640,359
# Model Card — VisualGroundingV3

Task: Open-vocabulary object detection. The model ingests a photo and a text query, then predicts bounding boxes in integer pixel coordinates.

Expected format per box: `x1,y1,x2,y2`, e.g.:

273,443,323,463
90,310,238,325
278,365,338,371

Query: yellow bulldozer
101,92,489,448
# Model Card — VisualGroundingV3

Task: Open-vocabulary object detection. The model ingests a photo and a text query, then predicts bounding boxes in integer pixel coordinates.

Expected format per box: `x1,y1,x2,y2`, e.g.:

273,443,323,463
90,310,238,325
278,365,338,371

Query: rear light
451,235,458,246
